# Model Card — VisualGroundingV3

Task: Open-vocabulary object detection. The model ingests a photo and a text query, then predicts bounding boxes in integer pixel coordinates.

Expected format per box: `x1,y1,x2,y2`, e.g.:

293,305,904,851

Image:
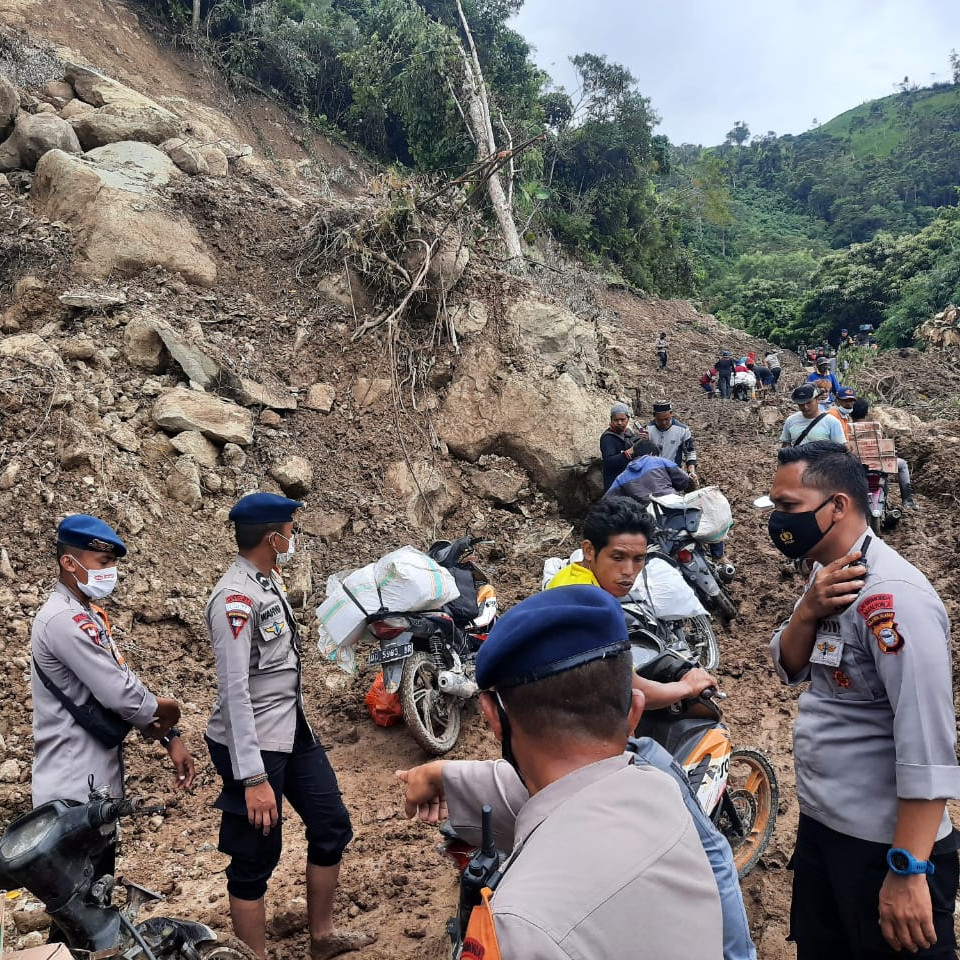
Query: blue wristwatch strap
887,847,935,876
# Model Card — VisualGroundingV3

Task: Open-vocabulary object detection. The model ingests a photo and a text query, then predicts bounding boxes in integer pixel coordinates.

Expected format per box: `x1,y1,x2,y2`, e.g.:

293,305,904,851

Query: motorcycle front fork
714,790,746,837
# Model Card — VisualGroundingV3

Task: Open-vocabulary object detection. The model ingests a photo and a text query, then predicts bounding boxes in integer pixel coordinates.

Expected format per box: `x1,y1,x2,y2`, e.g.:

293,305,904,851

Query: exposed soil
2,6,960,960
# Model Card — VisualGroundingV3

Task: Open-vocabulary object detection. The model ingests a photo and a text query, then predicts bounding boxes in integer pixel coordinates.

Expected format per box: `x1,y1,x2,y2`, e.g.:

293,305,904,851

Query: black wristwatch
160,727,182,748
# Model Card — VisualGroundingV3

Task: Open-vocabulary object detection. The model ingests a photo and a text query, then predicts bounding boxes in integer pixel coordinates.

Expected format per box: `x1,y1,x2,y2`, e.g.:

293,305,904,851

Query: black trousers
790,814,959,959
207,724,353,901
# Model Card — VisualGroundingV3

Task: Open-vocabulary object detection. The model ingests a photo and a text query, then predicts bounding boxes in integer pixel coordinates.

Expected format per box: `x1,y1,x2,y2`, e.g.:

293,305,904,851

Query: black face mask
768,495,837,560
495,694,526,788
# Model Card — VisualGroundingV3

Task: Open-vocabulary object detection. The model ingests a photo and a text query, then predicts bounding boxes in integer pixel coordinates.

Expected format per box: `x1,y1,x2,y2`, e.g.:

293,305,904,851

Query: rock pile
918,304,960,348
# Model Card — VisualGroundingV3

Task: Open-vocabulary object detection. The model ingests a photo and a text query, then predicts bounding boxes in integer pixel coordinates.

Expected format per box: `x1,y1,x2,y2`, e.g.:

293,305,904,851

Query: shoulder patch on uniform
225,593,253,638
857,593,894,621
867,610,904,655
73,612,101,645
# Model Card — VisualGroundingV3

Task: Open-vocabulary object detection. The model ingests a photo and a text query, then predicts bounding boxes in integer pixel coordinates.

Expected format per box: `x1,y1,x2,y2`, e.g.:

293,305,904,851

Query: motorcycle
0,783,253,960
620,561,720,671
865,467,900,536
632,647,778,878
647,496,738,624
362,536,497,755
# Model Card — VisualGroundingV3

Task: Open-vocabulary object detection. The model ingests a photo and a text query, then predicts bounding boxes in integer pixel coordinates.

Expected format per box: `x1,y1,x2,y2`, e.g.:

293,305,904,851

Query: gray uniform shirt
644,418,697,467
771,531,960,843
205,557,310,780
31,582,159,805
443,755,723,959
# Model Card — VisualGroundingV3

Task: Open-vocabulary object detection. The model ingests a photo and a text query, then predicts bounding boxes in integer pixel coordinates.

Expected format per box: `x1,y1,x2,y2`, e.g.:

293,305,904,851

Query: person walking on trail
31,514,194,809
764,351,782,391
827,385,857,440
600,402,642,492
605,441,693,505
655,331,668,369
204,493,374,960
715,350,735,399
766,442,959,958
638,400,698,480
807,358,840,406
780,385,847,448
851,398,919,512
396,586,725,960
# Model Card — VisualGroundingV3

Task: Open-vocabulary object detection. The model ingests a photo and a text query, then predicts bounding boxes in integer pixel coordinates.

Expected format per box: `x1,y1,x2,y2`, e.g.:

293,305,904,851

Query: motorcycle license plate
369,641,413,666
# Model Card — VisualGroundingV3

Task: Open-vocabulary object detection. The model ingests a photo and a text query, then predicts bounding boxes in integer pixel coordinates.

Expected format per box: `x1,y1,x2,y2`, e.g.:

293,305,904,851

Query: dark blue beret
229,492,303,525
476,585,629,690
57,514,127,557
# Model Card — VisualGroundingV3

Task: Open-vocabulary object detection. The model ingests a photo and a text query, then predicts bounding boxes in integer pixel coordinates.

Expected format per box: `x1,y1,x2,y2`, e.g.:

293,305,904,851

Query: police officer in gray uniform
31,514,193,809
639,401,698,481
398,586,723,959
204,493,373,960
766,442,960,958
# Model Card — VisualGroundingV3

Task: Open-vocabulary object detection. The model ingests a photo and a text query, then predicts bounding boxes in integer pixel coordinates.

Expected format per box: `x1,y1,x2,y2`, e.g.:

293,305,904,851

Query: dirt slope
2,6,960,960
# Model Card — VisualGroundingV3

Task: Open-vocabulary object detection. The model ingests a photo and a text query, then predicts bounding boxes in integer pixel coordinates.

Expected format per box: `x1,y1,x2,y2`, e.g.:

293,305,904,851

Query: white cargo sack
541,556,567,590
316,546,460,674
628,555,707,620
687,486,733,543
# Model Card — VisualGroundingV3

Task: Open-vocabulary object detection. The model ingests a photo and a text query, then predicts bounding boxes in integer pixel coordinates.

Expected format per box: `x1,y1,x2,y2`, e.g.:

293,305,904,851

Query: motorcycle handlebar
89,797,165,826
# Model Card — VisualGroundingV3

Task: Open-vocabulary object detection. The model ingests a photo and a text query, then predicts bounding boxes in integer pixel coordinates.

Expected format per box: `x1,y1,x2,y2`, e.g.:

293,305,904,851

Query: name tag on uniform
810,637,843,667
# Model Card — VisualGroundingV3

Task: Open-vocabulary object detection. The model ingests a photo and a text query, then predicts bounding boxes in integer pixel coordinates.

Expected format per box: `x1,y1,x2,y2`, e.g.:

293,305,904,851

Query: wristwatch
160,727,182,748
886,847,935,876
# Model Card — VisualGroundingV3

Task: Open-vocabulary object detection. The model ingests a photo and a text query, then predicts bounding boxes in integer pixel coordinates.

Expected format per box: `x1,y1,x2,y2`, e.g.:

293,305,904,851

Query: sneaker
903,499,920,512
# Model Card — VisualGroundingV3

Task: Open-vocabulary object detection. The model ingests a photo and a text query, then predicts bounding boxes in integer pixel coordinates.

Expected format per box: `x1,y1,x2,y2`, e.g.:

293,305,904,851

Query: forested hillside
135,0,960,348
680,81,960,347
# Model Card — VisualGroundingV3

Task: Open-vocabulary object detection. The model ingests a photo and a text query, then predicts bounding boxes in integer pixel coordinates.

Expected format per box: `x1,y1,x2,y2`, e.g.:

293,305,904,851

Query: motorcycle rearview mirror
753,495,774,509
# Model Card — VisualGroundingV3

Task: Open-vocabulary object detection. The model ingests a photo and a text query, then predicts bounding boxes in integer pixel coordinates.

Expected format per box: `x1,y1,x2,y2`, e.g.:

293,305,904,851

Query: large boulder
270,456,313,497
153,387,253,446
32,143,216,286
438,342,603,506
506,298,600,382
70,104,180,150
872,405,923,438
123,316,169,372
0,113,81,172
0,333,64,371
0,72,17,141
384,459,459,529
65,63,180,118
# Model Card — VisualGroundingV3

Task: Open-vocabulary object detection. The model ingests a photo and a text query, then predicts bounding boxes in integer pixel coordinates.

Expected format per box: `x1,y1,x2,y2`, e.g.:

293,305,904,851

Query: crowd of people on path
24,321,948,960
701,349,781,400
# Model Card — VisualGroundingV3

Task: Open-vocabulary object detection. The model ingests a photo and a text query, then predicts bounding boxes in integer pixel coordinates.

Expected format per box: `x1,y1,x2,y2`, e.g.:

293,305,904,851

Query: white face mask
272,533,295,565
72,560,118,600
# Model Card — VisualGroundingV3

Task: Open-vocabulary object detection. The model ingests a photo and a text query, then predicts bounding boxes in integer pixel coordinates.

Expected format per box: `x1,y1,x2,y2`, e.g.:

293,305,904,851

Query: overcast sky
510,0,960,146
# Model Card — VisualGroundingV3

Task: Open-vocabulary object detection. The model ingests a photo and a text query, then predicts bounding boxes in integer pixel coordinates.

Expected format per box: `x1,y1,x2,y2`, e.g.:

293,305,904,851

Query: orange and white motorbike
633,647,778,878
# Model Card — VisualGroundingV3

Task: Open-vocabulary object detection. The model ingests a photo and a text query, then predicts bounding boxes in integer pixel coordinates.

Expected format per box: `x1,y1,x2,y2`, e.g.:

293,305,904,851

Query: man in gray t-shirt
780,384,847,447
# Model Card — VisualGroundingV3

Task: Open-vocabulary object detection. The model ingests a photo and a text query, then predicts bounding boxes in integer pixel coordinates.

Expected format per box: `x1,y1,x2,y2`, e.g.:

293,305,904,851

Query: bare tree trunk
192,0,201,31
454,0,523,266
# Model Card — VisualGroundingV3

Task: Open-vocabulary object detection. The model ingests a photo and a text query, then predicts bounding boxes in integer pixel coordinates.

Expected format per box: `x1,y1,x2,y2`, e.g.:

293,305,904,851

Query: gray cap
610,402,631,417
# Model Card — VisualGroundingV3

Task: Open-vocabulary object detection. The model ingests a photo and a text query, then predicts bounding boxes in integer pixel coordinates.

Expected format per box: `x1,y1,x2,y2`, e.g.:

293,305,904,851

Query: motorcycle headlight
0,808,58,862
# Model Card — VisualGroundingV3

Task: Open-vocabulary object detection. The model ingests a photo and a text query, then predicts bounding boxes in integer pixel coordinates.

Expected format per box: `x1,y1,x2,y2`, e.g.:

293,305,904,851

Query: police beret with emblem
57,514,127,557
229,492,303,525
476,585,629,690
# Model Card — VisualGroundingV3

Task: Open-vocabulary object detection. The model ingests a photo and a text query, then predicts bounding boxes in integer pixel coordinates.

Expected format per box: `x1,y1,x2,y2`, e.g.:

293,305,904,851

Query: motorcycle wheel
718,748,779,879
869,513,883,537
400,650,462,755
681,615,720,671
197,938,259,960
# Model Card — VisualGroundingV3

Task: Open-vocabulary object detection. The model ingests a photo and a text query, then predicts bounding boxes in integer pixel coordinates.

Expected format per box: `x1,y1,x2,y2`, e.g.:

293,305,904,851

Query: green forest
141,0,960,348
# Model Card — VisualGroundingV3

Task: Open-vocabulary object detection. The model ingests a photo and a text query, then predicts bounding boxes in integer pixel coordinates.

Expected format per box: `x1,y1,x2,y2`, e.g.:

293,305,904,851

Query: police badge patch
867,610,904,655
73,612,101,645
225,593,253,638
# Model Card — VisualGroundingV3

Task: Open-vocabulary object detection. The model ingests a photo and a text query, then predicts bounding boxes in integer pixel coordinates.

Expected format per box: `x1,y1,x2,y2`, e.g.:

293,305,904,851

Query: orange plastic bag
364,671,403,727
